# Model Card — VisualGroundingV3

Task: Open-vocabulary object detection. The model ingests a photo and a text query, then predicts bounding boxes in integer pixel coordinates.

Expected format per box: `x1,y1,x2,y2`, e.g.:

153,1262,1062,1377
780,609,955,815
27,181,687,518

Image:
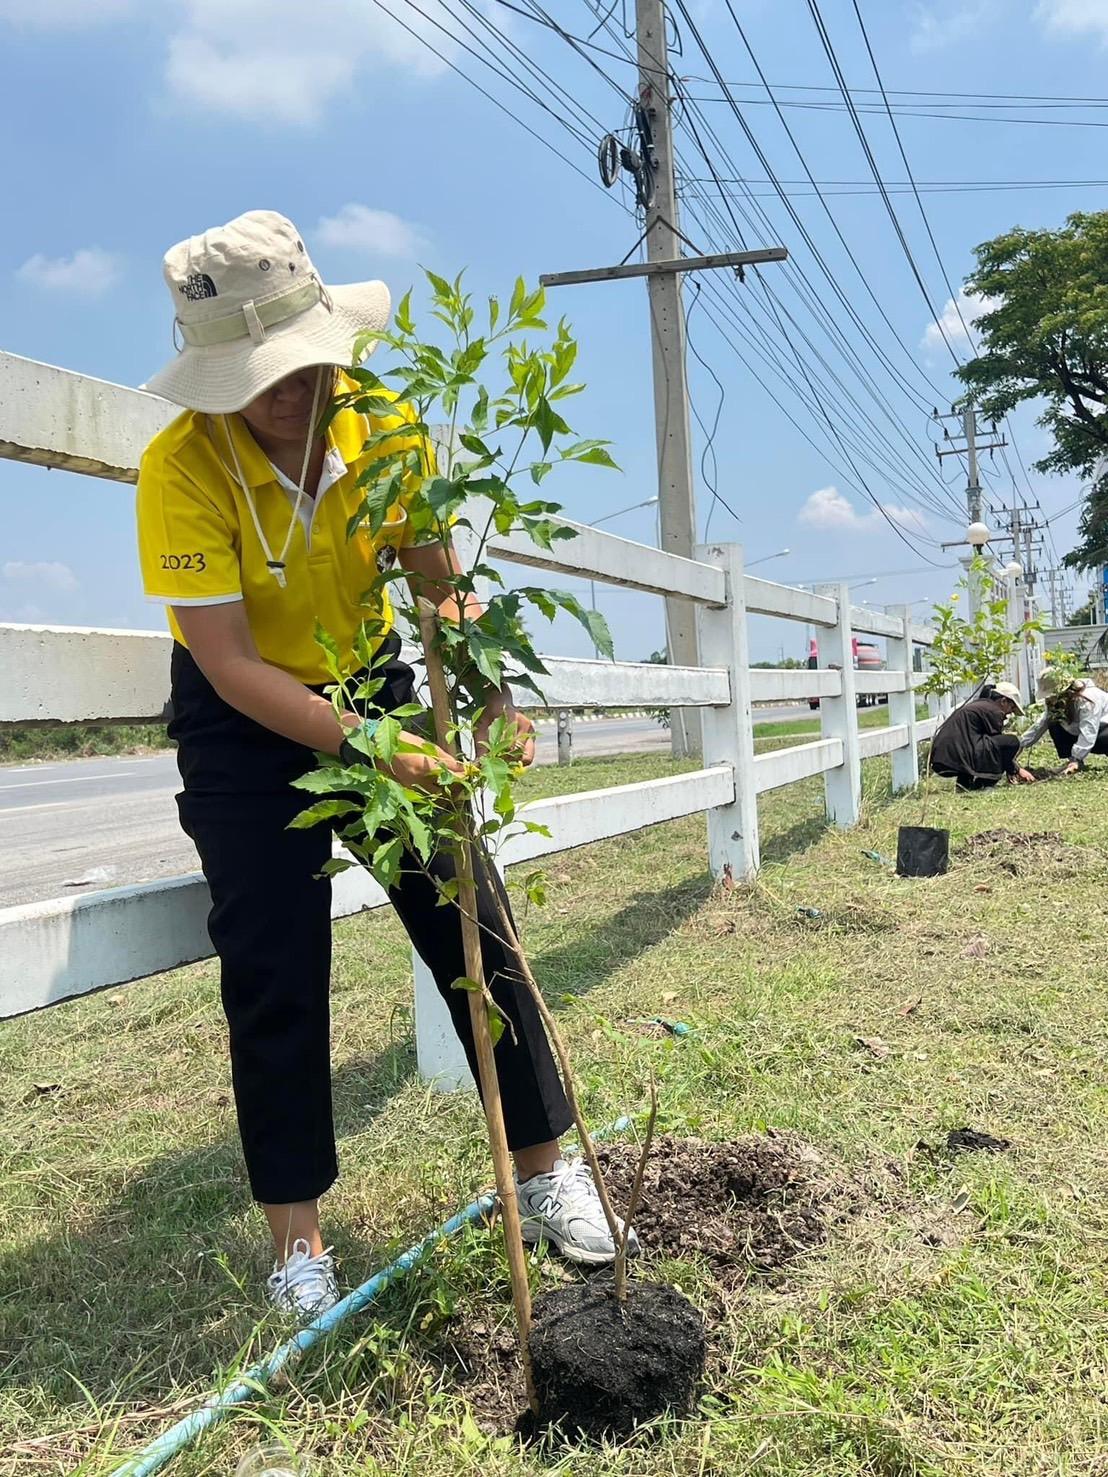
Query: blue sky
1,0,1107,662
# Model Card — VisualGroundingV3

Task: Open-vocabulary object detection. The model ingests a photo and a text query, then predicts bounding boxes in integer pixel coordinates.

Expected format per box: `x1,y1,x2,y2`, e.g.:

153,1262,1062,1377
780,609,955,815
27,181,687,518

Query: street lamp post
746,547,790,569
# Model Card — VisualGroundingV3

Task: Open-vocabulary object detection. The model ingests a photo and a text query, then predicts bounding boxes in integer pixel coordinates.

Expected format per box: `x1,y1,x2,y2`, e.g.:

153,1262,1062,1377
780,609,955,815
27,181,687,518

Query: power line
685,96,1108,129
670,107,963,516
802,0,962,366
682,177,1108,197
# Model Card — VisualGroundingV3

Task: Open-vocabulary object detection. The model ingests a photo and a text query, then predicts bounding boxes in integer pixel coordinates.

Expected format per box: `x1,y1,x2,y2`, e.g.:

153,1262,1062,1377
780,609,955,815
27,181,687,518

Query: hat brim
141,280,391,414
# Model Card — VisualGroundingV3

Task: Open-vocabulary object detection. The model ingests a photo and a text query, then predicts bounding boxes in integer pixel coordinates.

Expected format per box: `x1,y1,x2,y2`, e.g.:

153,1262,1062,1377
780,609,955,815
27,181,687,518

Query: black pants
169,638,571,1205
1048,720,1108,761
933,733,1020,791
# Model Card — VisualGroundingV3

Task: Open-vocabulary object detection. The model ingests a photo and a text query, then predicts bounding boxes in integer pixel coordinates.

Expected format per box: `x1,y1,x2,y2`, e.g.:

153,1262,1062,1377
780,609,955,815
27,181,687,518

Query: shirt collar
218,408,358,492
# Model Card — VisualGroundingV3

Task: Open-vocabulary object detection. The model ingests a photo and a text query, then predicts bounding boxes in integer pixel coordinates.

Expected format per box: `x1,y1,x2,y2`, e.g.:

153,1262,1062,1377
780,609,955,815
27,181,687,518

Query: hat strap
178,277,324,348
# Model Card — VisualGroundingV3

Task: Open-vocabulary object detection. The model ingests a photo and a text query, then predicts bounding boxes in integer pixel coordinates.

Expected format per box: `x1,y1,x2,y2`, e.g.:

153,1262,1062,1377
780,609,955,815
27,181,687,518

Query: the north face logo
178,272,218,301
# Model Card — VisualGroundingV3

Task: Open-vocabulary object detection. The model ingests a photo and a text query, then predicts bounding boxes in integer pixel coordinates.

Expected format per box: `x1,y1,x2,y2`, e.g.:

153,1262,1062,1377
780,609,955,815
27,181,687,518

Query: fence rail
0,350,940,1086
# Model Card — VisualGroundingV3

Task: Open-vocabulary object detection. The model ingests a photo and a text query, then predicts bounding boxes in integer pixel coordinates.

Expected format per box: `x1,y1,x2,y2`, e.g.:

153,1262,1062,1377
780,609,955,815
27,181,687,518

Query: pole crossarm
540,247,788,289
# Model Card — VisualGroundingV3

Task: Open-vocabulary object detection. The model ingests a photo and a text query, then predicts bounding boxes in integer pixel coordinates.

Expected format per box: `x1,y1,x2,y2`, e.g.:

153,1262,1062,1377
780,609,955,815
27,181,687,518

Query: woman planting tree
135,210,638,1320
929,681,1037,791
1018,667,1108,774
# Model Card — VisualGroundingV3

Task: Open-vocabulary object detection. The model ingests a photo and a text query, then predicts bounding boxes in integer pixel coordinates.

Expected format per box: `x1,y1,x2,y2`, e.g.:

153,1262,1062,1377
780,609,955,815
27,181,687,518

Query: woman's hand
342,725,464,791
388,733,466,791
474,688,536,767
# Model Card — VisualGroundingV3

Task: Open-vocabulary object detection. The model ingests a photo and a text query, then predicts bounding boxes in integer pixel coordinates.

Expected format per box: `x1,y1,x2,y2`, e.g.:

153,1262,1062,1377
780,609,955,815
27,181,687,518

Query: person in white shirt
1019,669,1108,775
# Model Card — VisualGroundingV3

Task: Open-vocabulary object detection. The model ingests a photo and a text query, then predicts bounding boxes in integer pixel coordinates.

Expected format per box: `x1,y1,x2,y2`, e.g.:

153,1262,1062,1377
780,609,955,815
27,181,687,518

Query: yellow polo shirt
136,379,431,684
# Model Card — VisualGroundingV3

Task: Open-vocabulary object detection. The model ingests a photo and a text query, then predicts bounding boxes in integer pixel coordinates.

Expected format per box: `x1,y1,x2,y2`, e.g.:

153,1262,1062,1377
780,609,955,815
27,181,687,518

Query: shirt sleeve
1019,714,1049,750
1072,694,1101,763
136,445,242,606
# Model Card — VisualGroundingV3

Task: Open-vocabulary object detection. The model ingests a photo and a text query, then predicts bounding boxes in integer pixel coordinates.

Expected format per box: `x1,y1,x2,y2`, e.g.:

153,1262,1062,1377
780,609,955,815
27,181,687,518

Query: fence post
887,604,919,793
556,708,573,766
414,957,473,1091
696,541,759,880
816,582,861,827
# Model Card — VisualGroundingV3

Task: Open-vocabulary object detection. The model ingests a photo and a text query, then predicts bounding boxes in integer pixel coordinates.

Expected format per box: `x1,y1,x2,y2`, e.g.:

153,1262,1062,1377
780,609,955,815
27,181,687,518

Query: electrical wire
684,281,735,538
669,87,965,518
801,0,962,366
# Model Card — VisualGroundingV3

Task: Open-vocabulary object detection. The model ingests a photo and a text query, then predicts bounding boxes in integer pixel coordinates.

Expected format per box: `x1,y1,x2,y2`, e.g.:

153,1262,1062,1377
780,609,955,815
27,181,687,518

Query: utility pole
539,0,787,755
933,407,1006,526
635,0,697,757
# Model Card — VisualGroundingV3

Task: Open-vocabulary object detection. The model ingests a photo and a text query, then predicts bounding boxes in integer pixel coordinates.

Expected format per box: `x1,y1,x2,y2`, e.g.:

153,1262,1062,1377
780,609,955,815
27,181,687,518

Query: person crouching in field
1018,669,1108,775
929,681,1036,791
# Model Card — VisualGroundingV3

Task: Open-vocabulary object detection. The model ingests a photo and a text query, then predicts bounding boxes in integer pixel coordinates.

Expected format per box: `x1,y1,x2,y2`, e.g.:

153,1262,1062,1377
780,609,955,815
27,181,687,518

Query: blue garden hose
113,1196,494,1477
113,1115,636,1475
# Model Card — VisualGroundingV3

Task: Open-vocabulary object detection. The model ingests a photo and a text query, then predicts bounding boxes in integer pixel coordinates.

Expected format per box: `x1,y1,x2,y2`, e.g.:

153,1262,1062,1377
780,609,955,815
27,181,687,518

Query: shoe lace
274,1238,334,1301
549,1160,607,1223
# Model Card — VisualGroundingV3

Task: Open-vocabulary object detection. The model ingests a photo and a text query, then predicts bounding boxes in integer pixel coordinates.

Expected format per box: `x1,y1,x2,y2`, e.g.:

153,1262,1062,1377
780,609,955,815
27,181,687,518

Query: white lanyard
219,368,325,589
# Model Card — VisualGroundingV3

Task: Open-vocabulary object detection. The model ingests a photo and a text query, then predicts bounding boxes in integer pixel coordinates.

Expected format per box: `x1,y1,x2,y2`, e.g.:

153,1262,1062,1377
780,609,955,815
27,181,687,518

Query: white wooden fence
0,350,938,1085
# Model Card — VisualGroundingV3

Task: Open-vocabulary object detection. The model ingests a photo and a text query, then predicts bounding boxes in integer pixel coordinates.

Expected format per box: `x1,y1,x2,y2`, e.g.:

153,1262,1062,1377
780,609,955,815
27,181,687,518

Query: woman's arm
173,602,460,784
1018,713,1050,751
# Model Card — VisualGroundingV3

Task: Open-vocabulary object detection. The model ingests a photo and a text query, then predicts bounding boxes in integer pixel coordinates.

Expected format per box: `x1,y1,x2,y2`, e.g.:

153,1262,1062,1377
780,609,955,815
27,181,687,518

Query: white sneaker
266,1238,339,1319
516,1158,641,1266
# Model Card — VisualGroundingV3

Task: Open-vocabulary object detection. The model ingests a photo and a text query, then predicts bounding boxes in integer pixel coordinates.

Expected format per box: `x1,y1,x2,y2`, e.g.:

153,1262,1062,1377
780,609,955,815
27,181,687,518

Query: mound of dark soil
959,829,1086,876
528,1278,705,1440
946,1126,1011,1154
593,1131,834,1278
442,1134,848,1435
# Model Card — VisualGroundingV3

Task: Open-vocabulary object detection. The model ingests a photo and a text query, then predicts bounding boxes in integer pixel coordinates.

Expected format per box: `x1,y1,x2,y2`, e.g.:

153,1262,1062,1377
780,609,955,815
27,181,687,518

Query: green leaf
288,799,360,829
426,269,453,303
374,714,402,764
466,629,504,687
532,397,557,453
316,857,356,879
523,868,547,906
313,621,344,681
486,1001,507,1048
451,975,481,993
572,446,620,469
395,289,414,335
371,836,404,890
530,462,552,485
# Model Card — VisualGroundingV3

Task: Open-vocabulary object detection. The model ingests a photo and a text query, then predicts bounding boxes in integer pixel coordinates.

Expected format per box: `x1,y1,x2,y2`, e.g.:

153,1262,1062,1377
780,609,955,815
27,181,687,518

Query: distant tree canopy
956,211,1108,571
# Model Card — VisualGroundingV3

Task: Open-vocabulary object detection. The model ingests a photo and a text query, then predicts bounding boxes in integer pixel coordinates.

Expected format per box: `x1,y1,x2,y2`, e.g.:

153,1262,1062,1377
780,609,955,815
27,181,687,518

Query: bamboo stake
480,885,632,1294
416,599,537,1412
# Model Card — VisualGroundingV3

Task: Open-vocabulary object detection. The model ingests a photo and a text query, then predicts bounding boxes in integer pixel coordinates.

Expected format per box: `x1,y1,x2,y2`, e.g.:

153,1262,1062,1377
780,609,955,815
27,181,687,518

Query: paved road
0,717,663,907
0,708,815,907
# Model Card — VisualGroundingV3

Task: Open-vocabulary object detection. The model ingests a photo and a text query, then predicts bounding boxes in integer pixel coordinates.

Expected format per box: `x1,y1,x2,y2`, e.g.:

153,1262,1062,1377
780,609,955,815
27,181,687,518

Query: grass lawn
2,743,1106,1475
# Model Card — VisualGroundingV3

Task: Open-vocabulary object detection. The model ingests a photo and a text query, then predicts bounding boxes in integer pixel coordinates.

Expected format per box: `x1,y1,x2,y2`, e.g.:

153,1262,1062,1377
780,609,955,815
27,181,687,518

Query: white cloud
2,560,79,592
909,1,995,52
921,287,997,355
316,204,428,259
1035,0,1108,44
798,486,927,535
0,0,136,23
165,0,457,126
16,247,122,297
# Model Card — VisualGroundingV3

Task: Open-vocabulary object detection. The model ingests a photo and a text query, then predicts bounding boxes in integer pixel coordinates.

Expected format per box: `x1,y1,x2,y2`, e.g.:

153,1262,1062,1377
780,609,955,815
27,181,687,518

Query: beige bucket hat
991,680,1024,715
143,209,390,413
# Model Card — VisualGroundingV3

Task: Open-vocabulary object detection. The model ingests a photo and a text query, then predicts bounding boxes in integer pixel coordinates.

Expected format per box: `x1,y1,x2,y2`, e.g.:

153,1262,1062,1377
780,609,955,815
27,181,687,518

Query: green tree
919,556,1042,702
956,211,1108,569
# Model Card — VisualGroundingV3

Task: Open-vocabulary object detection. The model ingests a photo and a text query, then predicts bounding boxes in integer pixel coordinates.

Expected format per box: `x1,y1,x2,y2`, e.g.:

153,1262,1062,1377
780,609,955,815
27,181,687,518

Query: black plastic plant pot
896,824,950,878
